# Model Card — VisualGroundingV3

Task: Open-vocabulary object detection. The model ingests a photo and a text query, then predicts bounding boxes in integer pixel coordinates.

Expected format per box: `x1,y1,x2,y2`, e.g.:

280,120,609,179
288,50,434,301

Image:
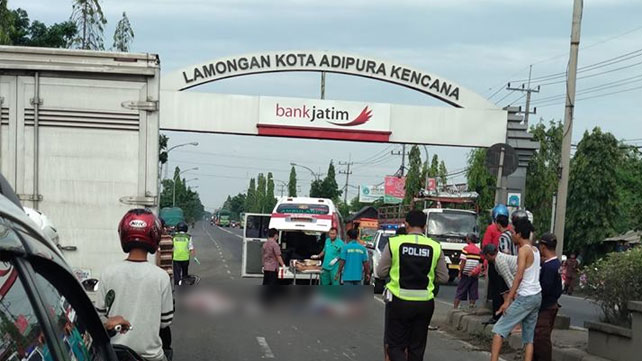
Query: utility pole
507,65,540,127
391,145,407,218
320,72,326,99
339,155,354,204
391,144,407,176
554,0,583,257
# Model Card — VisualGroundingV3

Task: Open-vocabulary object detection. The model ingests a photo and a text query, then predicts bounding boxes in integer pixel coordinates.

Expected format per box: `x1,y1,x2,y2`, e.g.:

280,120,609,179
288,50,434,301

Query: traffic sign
485,143,518,177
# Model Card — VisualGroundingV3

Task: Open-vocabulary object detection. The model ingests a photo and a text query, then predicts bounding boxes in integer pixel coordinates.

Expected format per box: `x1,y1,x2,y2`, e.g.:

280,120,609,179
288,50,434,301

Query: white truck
424,207,479,283
0,46,160,280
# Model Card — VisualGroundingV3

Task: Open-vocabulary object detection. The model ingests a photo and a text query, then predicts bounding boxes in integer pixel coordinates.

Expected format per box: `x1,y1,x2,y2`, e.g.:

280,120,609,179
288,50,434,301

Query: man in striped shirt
483,244,518,293
454,233,482,309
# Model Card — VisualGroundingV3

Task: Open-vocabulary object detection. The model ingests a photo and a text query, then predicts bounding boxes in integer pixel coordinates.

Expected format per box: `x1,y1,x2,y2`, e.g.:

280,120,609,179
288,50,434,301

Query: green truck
160,207,185,229
216,209,232,227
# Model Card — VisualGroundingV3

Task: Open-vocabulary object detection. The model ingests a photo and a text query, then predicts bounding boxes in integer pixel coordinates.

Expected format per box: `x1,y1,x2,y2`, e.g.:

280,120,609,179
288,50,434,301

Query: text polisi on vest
401,245,431,258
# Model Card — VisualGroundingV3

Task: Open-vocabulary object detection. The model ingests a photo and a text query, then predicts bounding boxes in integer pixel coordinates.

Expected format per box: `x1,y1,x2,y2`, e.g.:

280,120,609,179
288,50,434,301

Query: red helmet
118,208,161,254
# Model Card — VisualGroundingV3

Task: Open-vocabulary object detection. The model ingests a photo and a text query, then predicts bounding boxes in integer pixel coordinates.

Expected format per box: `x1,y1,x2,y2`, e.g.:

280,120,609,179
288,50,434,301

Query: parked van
241,197,344,281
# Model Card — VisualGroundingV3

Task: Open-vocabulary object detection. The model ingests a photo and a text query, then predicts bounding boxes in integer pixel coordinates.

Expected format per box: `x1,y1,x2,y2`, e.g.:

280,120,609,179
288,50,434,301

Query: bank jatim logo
275,103,373,127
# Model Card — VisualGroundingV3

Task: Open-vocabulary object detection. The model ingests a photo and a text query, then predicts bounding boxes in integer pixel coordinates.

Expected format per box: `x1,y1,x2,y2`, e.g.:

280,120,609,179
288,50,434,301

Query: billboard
359,185,384,203
384,176,406,204
258,97,392,142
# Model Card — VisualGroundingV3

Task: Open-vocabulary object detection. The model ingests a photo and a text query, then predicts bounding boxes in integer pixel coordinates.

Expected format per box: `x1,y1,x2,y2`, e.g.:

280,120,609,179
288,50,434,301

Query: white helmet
24,207,60,246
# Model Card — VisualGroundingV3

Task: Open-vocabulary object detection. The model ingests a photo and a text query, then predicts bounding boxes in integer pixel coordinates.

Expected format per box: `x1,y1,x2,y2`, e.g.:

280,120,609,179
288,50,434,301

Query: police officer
376,210,448,361
173,221,195,286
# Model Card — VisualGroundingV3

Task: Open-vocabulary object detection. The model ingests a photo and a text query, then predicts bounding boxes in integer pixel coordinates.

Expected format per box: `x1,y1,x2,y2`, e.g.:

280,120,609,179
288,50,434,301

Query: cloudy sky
14,0,642,209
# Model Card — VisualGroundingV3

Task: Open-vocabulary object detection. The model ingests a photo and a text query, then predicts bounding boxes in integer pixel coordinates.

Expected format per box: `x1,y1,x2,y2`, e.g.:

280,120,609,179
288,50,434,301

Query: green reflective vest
386,233,442,301
173,233,191,261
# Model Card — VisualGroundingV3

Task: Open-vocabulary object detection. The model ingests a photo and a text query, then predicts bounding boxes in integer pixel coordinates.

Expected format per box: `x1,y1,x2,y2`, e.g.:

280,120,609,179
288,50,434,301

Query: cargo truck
0,46,160,280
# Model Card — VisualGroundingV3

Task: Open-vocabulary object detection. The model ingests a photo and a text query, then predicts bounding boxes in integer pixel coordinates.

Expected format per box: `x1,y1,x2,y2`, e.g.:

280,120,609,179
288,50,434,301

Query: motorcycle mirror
81,278,99,292
105,289,116,315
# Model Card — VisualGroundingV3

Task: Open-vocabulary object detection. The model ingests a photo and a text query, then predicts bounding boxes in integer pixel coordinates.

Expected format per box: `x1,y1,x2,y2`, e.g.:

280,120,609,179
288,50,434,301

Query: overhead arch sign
162,50,498,109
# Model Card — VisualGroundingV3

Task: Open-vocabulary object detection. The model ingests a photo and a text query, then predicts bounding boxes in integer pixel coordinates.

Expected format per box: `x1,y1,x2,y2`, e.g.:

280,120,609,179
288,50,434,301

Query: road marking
342,352,356,361
227,270,231,275
256,337,275,358
218,226,243,239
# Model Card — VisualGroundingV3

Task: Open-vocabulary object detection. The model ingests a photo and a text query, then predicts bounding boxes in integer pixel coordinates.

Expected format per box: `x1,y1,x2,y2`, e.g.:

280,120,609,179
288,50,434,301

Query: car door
15,224,116,361
242,213,271,277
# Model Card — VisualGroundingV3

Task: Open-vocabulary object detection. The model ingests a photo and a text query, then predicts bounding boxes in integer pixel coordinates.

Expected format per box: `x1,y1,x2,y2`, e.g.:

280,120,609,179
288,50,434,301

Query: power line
532,73,642,104
513,47,642,83
487,24,642,99
487,85,509,100
169,158,291,174
504,92,526,106
353,145,394,165
537,58,642,86
495,90,516,104
174,149,329,166
536,83,642,108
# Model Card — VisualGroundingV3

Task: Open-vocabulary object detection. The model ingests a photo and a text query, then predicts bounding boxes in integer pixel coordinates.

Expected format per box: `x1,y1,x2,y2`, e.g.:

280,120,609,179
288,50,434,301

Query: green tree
245,178,256,212
320,161,342,201
223,193,246,220
439,161,448,188
0,0,13,44
466,148,496,231
615,147,642,233
70,0,107,50
309,179,323,198
112,11,133,52
524,121,563,235
404,145,422,205
288,166,298,197
421,160,429,189
265,172,276,212
159,167,204,223
566,128,621,260
256,173,267,212
430,154,439,178
0,5,76,47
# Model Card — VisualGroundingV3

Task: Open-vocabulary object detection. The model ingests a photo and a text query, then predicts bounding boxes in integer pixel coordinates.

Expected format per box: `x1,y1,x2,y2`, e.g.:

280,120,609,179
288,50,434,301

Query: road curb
445,309,611,361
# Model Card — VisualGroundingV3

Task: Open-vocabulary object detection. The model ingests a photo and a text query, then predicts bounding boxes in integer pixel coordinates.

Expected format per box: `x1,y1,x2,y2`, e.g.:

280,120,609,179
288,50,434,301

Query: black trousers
173,260,189,284
385,296,435,361
263,270,278,285
488,265,508,320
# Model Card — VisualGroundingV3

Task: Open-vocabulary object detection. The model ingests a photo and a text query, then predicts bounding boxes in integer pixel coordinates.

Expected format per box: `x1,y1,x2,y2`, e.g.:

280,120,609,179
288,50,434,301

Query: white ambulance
241,197,344,282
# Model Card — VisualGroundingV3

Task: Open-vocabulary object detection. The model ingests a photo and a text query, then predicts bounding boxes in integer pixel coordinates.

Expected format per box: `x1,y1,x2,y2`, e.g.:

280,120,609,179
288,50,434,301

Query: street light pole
290,163,321,181
162,141,199,180
173,167,199,207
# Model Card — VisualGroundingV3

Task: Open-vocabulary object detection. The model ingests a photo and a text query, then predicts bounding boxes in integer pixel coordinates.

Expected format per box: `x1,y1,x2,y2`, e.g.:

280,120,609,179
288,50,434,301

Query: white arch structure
160,50,507,147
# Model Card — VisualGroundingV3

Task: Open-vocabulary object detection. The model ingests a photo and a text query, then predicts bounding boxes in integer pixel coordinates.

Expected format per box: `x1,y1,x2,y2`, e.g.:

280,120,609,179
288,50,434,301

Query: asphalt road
171,222,497,361
435,273,602,328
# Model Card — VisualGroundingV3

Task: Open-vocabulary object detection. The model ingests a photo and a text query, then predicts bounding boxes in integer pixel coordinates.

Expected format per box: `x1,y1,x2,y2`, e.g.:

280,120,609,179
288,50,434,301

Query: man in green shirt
313,227,344,285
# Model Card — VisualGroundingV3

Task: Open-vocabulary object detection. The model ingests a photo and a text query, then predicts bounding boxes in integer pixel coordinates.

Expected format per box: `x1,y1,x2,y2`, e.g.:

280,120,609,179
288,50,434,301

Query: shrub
582,247,642,327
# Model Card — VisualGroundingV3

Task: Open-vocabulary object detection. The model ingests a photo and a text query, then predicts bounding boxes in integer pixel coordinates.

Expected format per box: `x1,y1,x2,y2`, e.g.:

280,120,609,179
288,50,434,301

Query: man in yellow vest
173,221,195,286
376,210,448,361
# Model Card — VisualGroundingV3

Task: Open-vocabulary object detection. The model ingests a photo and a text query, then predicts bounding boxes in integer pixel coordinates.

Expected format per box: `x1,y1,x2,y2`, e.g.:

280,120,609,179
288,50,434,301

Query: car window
31,270,107,361
0,260,54,361
245,215,270,239
377,234,391,252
